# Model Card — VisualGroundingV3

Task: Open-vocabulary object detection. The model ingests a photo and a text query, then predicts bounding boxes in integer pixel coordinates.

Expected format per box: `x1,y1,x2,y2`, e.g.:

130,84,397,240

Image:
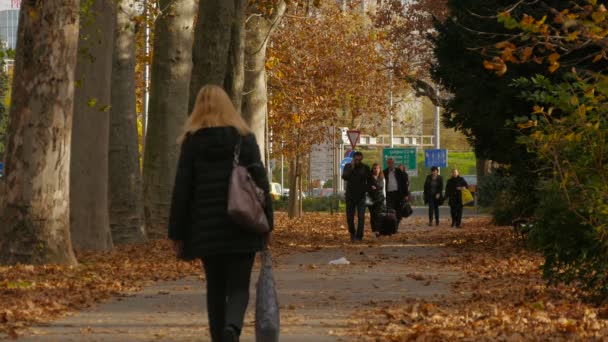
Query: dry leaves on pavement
0,240,201,338
346,219,608,341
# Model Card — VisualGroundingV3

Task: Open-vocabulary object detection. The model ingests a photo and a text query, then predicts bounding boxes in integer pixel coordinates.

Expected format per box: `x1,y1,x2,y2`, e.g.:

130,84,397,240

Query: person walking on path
423,166,443,226
445,168,469,228
168,85,273,342
342,151,371,242
384,158,410,225
368,163,386,234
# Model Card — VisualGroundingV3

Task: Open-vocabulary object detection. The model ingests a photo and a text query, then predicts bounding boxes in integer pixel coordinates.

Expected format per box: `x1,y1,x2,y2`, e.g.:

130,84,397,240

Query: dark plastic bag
255,250,280,342
401,202,413,218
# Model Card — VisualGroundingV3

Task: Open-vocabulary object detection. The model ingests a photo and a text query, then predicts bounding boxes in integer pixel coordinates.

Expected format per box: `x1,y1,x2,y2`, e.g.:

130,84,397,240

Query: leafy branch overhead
487,1,608,75
267,2,390,158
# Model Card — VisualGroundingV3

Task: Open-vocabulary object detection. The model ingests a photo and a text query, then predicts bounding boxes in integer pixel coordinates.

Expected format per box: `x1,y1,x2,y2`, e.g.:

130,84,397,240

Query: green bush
0,56,8,160
477,170,510,208
513,74,608,298
486,170,538,226
530,183,608,297
273,196,345,212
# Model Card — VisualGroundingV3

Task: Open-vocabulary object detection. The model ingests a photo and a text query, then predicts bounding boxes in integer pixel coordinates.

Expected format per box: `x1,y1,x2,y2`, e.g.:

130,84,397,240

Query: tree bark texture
287,157,302,219
0,0,80,265
143,0,196,238
242,1,286,164
109,0,146,244
189,0,245,111
70,0,115,251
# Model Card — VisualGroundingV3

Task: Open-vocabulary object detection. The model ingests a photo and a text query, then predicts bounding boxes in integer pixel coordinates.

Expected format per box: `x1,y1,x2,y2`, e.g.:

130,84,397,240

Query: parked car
320,188,345,199
310,188,323,198
282,188,306,199
462,175,477,186
270,182,283,200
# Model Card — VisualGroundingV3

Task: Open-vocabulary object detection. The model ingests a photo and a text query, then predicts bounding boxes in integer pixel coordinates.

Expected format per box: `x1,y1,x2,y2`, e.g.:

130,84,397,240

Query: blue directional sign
424,149,448,168
0,162,3,177
340,157,352,171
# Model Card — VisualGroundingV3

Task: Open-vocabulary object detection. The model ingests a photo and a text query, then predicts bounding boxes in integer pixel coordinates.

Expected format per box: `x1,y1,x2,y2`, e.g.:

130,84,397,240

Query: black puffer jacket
168,127,273,258
445,176,468,206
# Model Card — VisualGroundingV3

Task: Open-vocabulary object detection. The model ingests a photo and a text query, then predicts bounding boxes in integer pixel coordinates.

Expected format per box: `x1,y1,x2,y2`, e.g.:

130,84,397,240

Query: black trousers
450,203,463,226
428,197,440,224
346,197,366,240
386,191,403,223
202,252,256,342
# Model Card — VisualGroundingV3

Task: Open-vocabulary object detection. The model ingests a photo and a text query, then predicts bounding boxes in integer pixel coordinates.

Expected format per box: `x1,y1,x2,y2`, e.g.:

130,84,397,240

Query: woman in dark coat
423,166,443,226
168,85,273,342
368,163,386,234
445,168,469,228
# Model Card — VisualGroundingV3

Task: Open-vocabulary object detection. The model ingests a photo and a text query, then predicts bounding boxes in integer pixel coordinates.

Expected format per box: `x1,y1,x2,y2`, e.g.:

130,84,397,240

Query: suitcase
375,206,398,236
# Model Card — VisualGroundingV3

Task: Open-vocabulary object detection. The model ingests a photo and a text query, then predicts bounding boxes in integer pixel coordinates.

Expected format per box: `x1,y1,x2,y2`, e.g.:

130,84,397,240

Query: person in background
368,163,386,234
342,151,371,242
384,158,409,225
445,168,469,228
168,85,273,342
397,164,411,201
423,166,443,226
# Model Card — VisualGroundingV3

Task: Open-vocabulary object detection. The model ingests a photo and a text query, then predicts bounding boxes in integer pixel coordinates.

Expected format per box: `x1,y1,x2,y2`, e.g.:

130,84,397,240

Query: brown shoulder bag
227,136,270,234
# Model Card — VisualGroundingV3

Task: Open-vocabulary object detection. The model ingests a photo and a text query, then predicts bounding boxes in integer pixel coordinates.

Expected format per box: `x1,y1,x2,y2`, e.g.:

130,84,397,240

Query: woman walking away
445,169,468,228
369,163,386,234
168,85,273,342
423,166,443,226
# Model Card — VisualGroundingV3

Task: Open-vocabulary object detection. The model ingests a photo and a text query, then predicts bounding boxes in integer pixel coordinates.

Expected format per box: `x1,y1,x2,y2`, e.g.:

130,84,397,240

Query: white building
0,0,19,50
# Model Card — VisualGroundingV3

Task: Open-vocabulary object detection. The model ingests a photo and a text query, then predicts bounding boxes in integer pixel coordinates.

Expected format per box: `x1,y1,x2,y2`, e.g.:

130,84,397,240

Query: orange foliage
267,2,390,158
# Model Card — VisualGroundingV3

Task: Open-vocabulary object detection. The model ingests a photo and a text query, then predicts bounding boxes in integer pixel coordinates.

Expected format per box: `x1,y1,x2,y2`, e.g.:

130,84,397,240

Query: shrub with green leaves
486,171,538,226
0,57,8,160
515,73,608,297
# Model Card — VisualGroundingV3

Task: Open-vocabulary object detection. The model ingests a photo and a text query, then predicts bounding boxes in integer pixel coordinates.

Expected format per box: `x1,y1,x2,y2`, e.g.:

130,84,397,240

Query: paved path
17,213,473,341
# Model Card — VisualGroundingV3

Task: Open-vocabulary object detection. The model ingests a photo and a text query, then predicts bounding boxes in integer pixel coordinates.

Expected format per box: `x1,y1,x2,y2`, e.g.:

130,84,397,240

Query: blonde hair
178,85,251,143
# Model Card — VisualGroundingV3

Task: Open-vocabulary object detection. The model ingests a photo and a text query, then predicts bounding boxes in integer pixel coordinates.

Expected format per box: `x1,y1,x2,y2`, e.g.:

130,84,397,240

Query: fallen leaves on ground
345,217,608,341
0,240,201,338
272,212,376,256
0,212,348,338
3,212,608,341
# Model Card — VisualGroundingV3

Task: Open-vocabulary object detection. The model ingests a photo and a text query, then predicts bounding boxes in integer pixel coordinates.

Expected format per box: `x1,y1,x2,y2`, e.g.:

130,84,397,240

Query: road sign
382,148,418,177
0,162,3,177
424,149,448,168
340,157,352,171
347,130,361,149
344,149,354,158
310,143,333,181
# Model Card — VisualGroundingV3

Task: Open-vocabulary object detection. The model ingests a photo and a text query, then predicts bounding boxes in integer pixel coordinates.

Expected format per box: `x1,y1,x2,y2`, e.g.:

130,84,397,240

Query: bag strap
233,135,242,168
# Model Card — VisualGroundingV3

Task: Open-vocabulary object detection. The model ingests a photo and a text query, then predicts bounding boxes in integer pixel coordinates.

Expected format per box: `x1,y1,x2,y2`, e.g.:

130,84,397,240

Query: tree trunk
109,0,146,244
143,0,197,238
476,158,493,178
287,156,302,218
70,0,115,251
241,1,286,163
0,0,80,265
189,0,245,111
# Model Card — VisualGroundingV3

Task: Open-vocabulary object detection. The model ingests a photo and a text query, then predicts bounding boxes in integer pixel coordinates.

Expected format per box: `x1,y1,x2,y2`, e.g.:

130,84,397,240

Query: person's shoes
222,326,239,342
436,221,439,226
428,221,433,226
